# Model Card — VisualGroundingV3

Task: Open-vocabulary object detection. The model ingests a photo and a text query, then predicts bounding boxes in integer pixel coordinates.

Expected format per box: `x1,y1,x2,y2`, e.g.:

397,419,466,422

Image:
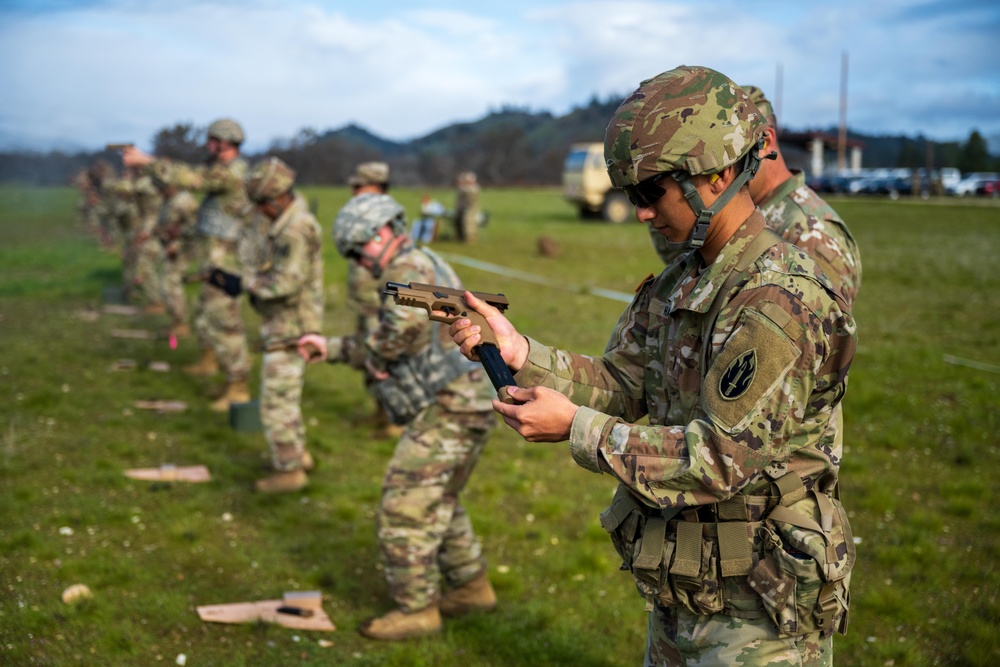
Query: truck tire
602,192,632,224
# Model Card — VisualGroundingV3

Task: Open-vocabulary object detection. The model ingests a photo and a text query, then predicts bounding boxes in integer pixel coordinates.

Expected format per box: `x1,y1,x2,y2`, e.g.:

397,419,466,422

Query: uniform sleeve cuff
569,406,611,474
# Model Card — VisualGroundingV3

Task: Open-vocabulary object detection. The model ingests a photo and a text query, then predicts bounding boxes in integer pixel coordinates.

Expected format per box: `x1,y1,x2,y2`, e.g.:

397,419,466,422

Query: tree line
1,96,997,187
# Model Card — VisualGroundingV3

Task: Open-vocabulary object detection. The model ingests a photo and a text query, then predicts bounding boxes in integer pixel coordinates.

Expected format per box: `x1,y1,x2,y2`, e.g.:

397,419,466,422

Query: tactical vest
196,159,248,241
599,230,854,638
370,247,479,425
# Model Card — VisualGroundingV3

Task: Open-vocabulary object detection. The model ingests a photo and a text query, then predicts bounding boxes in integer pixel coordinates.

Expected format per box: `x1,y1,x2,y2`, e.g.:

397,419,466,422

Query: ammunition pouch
600,471,853,638
370,330,477,425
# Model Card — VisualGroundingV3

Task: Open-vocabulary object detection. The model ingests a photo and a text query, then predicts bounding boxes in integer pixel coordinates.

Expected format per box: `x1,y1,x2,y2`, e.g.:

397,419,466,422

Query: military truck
562,142,633,223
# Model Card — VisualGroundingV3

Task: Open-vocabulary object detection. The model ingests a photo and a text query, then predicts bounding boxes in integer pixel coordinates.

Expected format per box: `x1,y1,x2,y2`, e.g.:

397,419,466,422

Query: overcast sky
1,0,998,154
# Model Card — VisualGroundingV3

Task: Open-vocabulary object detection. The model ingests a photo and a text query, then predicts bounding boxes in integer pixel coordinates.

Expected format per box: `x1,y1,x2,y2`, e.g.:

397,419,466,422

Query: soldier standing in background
453,171,480,243
447,66,856,665
123,119,254,412
742,85,862,307
341,161,402,439
298,193,498,640
239,157,324,494
152,165,200,338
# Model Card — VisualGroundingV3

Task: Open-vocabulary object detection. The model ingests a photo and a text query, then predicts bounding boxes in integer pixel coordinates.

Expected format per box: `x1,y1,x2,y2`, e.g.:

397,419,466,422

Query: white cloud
0,0,997,152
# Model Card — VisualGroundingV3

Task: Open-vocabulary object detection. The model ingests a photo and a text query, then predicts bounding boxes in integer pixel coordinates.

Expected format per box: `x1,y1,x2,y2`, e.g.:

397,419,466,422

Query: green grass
1,185,998,666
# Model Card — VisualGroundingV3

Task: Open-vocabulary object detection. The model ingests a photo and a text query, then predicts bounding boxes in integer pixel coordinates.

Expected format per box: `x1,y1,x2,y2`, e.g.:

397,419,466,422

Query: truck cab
562,142,633,223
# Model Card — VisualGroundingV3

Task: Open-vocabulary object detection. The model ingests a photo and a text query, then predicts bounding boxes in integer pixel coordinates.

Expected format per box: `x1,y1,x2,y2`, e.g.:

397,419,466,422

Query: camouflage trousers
193,281,250,382
260,349,307,471
377,404,495,612
644,604,833,667
121,231,139,295
133,236,165,307
161,243,197,327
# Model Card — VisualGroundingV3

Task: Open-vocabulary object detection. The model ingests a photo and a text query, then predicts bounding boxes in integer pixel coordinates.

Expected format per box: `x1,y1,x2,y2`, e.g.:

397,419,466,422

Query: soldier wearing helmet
342,162,403,439
298,192,498,641
122,118,254,412
446,66,857,665
220,156,325,494
740,84,862,308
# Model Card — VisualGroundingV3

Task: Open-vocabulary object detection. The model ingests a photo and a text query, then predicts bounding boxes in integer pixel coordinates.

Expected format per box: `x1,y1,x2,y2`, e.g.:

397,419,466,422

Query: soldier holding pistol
447,66,857,666
298,193,497,641
123,119,254,411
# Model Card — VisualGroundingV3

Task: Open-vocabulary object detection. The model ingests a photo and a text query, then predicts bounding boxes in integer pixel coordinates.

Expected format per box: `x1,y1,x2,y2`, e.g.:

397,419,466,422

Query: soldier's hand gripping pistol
382,282,521,404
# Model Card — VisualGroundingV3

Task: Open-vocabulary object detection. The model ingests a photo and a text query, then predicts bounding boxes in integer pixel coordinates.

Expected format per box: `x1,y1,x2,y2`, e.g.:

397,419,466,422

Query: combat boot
143,303,166,316
439,574,497,617
359,606,441,641
209,380,250,412
254,469,307,494
183,348,219,376
262,451,314,473
168,322,191,338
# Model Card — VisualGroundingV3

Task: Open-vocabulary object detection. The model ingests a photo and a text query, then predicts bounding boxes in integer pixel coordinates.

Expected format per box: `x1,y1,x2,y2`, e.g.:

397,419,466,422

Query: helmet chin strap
670,137,773,249
358,229,400,279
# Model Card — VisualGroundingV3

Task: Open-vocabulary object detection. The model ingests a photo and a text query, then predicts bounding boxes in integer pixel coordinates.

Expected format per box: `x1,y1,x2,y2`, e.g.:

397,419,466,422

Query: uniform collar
666,210,768,314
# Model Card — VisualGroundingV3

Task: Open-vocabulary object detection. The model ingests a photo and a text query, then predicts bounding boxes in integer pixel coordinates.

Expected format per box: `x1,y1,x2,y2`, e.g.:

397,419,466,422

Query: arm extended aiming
383,281,519,404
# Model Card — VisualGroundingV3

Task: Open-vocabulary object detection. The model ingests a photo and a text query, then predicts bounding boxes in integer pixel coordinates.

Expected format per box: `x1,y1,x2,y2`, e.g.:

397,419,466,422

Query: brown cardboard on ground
197,591,335,631
111,359,138,371
103,304,140,316
124,464,211,483
111,328,155,340
134,400,188,412
148,361,171,372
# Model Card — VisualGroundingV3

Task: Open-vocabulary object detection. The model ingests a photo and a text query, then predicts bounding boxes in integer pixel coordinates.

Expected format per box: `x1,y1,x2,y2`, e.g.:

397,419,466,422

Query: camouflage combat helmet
332,193,408,276
245,157,296,202
604,65,770,248
348,161,390,188
742,85,776,129
207,118,245,145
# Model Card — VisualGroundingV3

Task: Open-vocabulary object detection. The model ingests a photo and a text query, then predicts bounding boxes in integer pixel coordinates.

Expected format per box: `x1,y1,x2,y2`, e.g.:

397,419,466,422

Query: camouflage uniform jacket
150,157,251,242
155,190,199,247
108,174,160,233
758,170,861,307
245,195,324,348
514,211,857,509
366,241,495,414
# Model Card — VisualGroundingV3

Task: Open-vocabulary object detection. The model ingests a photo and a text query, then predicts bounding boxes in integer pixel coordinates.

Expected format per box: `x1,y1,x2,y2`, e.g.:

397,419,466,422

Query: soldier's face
634,176,697,242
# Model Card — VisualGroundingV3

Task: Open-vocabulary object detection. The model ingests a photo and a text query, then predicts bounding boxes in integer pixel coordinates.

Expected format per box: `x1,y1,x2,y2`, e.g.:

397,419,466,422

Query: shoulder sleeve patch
704,308,801,434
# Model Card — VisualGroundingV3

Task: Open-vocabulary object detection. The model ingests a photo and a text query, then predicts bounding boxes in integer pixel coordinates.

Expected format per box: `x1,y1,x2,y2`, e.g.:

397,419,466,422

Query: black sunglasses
622,172,672,209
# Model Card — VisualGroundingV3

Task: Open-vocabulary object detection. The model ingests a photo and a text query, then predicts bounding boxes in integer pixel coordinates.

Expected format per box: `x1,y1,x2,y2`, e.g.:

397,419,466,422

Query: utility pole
775,62,783,133
837,51,848,171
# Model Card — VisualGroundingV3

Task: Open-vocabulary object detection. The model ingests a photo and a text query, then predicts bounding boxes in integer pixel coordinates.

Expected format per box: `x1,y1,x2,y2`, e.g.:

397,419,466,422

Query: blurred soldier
152,165,200,338
124,119,254,411
742,85,862,307
447,66,856,665
238,157,324,493
298,193,498,640
343,161,402,438
453,171,480,243
104,168,143,300
87,160,117,248
129,168,167,314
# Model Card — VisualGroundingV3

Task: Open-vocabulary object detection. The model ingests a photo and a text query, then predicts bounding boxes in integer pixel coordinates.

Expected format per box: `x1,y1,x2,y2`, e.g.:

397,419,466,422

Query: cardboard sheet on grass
197,591,335,631
124,464,211,483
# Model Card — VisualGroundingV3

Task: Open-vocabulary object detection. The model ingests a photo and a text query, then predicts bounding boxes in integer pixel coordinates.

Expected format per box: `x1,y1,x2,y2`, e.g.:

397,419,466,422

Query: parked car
953,173,999,196
974,176,1000,197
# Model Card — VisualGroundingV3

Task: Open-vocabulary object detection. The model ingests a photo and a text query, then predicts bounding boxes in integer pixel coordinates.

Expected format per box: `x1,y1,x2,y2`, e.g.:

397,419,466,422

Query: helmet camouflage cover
245,157,296,202
742,84,776,129
207,118,245,145
332,193,407,258
347,161,390,187
604,65,765,187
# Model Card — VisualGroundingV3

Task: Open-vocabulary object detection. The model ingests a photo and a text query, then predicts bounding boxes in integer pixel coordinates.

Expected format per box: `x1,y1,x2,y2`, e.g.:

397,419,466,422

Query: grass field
1,185,998,666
